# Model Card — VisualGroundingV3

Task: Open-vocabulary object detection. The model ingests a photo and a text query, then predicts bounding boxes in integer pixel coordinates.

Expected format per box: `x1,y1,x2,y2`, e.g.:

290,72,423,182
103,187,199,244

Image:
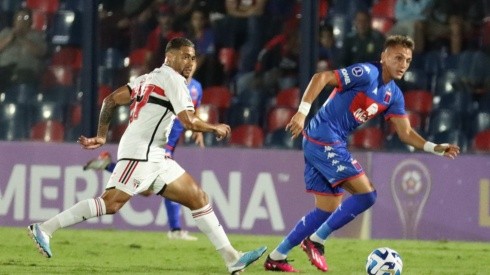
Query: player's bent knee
362,190,377,208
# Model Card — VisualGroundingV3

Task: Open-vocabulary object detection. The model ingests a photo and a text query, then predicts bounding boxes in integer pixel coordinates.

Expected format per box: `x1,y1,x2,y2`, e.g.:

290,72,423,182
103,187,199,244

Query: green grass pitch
1,226,489,274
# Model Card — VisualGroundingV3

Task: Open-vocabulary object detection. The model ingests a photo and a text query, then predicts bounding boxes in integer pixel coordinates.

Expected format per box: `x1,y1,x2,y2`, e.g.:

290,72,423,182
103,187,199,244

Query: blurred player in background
83,56,204,241
264,35,460,272
28,37,266,274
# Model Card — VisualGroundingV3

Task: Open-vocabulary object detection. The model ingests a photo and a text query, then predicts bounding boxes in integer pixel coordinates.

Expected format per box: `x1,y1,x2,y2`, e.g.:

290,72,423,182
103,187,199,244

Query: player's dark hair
384,35,414,51
165,37,194,53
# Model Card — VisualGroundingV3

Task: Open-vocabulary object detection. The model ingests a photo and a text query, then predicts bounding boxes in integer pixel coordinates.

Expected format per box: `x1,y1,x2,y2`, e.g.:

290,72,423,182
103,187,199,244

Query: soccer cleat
264,255,299,272
167,230,198,241
83,151,112,171
228,246,267,274
27,223,52,258
300,237,328,272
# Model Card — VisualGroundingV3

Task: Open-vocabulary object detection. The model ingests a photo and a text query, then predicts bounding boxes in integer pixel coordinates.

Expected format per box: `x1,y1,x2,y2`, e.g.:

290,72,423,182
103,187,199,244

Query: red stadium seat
219,47,238,73
31,10,49,31
404,89,433,115
350,127,384,150
276,87,300,108
26,0,59,13
30,120,65,142
201,86,232,119
229,124,264,148
371,0,395,19
42,65,75,88
51,46,83,70
98,84,112,108
266,106,296,133
472,130,490,152
129,48,150,67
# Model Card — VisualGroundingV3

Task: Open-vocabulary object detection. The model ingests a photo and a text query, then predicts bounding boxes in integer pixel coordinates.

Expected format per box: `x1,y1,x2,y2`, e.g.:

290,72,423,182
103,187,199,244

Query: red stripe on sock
192,205,213,218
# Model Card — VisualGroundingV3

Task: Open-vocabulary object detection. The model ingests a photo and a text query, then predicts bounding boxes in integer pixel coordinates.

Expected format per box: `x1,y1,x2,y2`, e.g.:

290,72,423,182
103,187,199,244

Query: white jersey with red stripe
118,64,194,162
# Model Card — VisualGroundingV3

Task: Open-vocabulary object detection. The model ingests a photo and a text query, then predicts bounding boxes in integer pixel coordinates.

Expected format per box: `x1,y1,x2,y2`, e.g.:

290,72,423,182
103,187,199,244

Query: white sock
309,232,325,244
192,204,239,264
269,249,287,260
41,197,106,236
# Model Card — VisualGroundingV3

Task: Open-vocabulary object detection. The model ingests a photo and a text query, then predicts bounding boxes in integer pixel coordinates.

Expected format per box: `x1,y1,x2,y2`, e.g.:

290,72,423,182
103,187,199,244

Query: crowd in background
0,0,489,153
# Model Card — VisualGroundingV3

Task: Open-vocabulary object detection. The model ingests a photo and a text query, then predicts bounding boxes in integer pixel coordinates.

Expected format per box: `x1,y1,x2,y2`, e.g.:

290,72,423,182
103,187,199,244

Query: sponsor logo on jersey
352,66,363,77
341,68,351,84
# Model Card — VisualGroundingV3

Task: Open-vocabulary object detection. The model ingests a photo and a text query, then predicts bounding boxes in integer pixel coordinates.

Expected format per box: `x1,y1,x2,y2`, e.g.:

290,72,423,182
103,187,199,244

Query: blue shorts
303,138,365,195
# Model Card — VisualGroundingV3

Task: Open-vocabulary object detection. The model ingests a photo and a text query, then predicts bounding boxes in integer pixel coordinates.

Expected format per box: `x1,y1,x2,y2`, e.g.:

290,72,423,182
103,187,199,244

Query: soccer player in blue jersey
83,59,204,241
264,35,460,272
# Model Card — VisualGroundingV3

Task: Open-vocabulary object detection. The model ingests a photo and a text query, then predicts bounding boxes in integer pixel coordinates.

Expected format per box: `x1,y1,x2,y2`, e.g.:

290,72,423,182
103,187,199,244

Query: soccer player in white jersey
27,37,266,274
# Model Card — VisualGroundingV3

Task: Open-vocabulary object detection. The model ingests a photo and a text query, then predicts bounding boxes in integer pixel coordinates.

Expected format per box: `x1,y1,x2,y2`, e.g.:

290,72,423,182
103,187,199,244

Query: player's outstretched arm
390,116,460,159
78,85,132,150
286,70,339,139
177,110,231,141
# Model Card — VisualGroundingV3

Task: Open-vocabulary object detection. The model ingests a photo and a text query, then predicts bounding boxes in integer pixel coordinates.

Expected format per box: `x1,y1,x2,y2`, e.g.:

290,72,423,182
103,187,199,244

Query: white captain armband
298,102,311,116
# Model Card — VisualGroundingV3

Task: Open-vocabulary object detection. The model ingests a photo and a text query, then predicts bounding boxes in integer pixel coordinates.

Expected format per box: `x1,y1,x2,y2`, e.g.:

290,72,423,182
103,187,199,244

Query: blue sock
165,199,181,230
276,208,331,255
316,190,377,240
105,162,116,173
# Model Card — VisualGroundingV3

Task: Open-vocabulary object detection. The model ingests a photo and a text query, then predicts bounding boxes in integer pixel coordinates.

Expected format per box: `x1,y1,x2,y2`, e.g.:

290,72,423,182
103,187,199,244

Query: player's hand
214,124,231,141
192,132,205,148
78,135,106,150
435,143,460,159
285,112,306,139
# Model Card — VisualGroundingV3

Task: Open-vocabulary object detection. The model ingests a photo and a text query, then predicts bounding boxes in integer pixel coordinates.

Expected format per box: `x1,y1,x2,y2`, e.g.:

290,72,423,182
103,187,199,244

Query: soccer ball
365,247,403,275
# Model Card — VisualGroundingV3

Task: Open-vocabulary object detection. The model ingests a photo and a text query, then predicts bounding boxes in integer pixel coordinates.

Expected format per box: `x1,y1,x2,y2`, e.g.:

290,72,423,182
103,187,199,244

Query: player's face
183,57,197,80
170,46,196,78
381,45,412,80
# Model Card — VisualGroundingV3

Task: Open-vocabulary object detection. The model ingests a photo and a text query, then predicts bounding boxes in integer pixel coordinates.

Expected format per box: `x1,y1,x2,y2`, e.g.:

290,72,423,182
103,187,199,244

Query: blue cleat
228,246,267,274
28,223,52,258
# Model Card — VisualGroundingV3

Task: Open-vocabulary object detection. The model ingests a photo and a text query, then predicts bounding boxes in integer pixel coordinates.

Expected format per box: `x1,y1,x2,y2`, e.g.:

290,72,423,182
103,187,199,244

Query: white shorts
106,158,185,196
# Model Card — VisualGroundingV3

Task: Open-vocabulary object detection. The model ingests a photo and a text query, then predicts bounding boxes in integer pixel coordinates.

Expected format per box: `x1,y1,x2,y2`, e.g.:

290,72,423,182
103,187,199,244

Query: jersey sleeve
164,74,195,115
334,63,375,92
384,86,407,120
127,74,147,99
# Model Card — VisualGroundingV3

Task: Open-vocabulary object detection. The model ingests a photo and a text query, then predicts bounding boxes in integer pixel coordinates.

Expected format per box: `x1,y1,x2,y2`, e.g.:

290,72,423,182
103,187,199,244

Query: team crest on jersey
352,66,363,77
351,159,362,171
383,90,392,104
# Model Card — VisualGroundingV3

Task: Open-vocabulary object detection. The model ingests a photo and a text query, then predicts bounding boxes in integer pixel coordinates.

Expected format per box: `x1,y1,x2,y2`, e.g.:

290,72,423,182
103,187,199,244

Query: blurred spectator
318,24,340,71
425,0,482,54
145,4,185,70
341,10,385,66
221,0,269,73
0,8,47,89
98,1,131,53
254,18,300,91
186,8,222,87
388,0,433,54
120,0,160,52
